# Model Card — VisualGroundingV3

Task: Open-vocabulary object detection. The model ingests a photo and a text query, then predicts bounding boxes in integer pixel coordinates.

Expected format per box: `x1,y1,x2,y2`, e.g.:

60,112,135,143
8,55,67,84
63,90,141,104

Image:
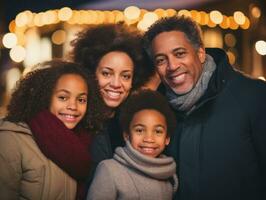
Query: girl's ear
123,132,129,141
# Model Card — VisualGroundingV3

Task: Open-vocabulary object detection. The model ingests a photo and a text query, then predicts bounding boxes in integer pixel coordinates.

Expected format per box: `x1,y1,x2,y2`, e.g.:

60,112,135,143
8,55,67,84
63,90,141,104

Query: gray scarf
166,54,216,113
114,140,178,193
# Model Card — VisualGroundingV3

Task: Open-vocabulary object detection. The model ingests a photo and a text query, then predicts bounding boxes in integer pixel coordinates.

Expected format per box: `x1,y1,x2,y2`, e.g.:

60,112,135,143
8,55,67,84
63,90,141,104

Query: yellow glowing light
124,6,141,20
233,11,245,25
190,10,201,23
2,33,17,49
199,11,208,25
228,16,239,30
45,10,58,24
219,16,230,29
154,8,166,18
58,7,73,21
114,11,125,23
15,12,29,27
10,45,26,63
210,10,223,24
251,6,261,18
137,20,149,32
258,76,266,81
178,10,191,17
8,20,16,33
207,14,217,28
166,9,177,17
255,40,266,56
104,11,115,24
51,30,66,45
240,17,250,29
143,12,159,24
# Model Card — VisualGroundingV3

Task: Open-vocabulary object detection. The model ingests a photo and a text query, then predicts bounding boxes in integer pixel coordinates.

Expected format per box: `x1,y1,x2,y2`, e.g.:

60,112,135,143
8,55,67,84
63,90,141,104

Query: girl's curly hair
5,60,109,133
70,23,154,91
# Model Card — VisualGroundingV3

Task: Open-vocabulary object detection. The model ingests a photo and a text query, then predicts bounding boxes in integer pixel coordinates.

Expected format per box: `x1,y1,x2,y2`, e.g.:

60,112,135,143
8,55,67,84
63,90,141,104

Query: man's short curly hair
70,23,154,90
143,16,204,62
5,60,108,133
119,89,176,137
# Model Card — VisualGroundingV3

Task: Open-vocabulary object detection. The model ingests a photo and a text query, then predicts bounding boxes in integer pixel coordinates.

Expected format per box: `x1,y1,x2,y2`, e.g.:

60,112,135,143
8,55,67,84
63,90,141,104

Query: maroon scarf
28,110,92,199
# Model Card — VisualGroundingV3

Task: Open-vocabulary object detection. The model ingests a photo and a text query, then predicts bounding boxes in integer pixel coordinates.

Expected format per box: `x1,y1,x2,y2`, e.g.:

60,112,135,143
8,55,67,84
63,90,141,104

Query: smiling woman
70,23,154,186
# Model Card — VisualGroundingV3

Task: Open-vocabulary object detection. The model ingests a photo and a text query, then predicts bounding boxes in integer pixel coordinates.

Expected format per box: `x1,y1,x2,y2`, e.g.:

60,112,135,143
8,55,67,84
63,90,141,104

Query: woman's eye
58,96,67,101
122,74,132,80
102,71,111,77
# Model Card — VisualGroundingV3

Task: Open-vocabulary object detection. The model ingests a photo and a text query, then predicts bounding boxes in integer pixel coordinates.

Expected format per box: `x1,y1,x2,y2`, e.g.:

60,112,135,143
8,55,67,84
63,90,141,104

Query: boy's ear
123,132,129,141
165,136,170,146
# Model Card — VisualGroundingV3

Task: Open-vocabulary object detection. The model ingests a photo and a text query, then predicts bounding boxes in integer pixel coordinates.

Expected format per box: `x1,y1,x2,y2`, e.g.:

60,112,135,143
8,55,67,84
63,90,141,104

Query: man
143,16,266,200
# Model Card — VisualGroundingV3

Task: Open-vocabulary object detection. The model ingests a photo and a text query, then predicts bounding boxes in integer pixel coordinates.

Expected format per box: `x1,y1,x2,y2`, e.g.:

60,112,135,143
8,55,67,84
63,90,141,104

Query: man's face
151,31,206,95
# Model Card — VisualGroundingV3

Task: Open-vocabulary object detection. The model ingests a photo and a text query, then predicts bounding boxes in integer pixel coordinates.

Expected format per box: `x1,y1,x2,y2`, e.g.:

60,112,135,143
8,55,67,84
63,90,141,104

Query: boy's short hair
119,89,176,136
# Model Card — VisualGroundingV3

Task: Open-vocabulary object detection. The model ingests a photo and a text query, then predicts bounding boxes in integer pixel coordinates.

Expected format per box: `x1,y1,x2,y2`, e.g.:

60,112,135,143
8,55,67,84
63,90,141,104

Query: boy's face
49,74,88,129
125,109,170,158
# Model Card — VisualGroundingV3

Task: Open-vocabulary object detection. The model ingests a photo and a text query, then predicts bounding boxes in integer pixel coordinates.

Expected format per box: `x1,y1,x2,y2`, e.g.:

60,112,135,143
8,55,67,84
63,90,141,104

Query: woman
71,23,154,175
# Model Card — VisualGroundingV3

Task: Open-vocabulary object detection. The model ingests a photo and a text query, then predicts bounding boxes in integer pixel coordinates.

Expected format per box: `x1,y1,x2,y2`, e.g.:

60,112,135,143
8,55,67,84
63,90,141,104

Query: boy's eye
155,128,164,135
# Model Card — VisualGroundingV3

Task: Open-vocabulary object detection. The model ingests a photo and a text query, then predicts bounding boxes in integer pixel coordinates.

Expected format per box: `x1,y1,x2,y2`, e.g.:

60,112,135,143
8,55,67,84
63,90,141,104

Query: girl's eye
135,128,144,134
78,97,87,104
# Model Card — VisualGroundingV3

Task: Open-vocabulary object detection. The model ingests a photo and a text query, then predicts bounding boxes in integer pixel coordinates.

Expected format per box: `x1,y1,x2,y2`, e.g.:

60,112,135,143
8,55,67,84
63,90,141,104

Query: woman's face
96,51,134,108
49,74,88,129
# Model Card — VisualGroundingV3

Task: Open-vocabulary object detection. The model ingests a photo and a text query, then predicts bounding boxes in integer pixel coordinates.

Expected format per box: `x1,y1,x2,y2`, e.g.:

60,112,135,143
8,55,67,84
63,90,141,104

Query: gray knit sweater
87,141,178,200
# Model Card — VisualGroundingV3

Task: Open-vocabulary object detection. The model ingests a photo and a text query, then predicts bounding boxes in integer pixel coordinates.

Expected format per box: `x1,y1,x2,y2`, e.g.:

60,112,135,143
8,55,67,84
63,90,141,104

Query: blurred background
0,0,265,116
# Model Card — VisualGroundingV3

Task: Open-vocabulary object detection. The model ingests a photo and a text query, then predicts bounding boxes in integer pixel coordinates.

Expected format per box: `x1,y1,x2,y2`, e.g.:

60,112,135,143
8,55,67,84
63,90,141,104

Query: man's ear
123,132,129,141
197,47,206,64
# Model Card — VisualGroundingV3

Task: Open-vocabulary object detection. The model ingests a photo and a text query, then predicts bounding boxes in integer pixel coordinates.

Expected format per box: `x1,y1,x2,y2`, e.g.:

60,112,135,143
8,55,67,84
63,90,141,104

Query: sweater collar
114,140,176,180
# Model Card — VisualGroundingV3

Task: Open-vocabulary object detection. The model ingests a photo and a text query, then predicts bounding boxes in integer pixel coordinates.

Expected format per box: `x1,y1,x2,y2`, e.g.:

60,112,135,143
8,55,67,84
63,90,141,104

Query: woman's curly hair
70,23,154,91
119,89,176,137
5,60,109,133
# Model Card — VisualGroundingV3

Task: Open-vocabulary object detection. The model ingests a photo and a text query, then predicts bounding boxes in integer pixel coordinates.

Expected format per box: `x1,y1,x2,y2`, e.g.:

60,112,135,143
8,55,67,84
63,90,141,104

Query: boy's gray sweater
87,141,178,200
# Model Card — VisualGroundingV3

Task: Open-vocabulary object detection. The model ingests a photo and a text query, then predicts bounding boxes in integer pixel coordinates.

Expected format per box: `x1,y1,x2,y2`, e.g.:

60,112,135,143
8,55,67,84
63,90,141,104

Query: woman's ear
123,132,129,141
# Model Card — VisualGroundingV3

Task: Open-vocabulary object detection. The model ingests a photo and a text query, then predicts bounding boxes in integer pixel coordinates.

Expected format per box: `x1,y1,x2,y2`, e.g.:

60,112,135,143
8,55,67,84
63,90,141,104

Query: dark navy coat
162,48,266,200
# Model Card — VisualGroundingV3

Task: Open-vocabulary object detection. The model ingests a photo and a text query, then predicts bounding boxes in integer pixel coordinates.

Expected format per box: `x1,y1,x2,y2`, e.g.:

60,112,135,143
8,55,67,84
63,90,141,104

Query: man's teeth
62,114,76,119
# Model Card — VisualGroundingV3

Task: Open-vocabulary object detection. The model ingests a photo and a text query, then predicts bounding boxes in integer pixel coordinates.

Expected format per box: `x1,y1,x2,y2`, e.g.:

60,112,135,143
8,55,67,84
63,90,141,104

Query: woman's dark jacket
160,48,266,200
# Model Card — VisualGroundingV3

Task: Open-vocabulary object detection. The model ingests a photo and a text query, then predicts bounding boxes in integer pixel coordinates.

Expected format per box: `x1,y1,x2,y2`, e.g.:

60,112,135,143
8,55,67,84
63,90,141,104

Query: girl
87,90,178,200
0,60,105,199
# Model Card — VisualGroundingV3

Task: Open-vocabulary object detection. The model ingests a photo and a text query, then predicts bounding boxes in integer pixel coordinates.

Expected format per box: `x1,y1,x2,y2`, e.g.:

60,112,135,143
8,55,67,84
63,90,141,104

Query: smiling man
144,16,266,200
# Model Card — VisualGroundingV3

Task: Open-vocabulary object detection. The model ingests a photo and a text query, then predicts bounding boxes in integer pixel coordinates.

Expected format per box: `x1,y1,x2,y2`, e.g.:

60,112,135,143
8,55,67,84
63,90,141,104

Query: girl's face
95,51,134,108
49,74,88,129
124,109,170,158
